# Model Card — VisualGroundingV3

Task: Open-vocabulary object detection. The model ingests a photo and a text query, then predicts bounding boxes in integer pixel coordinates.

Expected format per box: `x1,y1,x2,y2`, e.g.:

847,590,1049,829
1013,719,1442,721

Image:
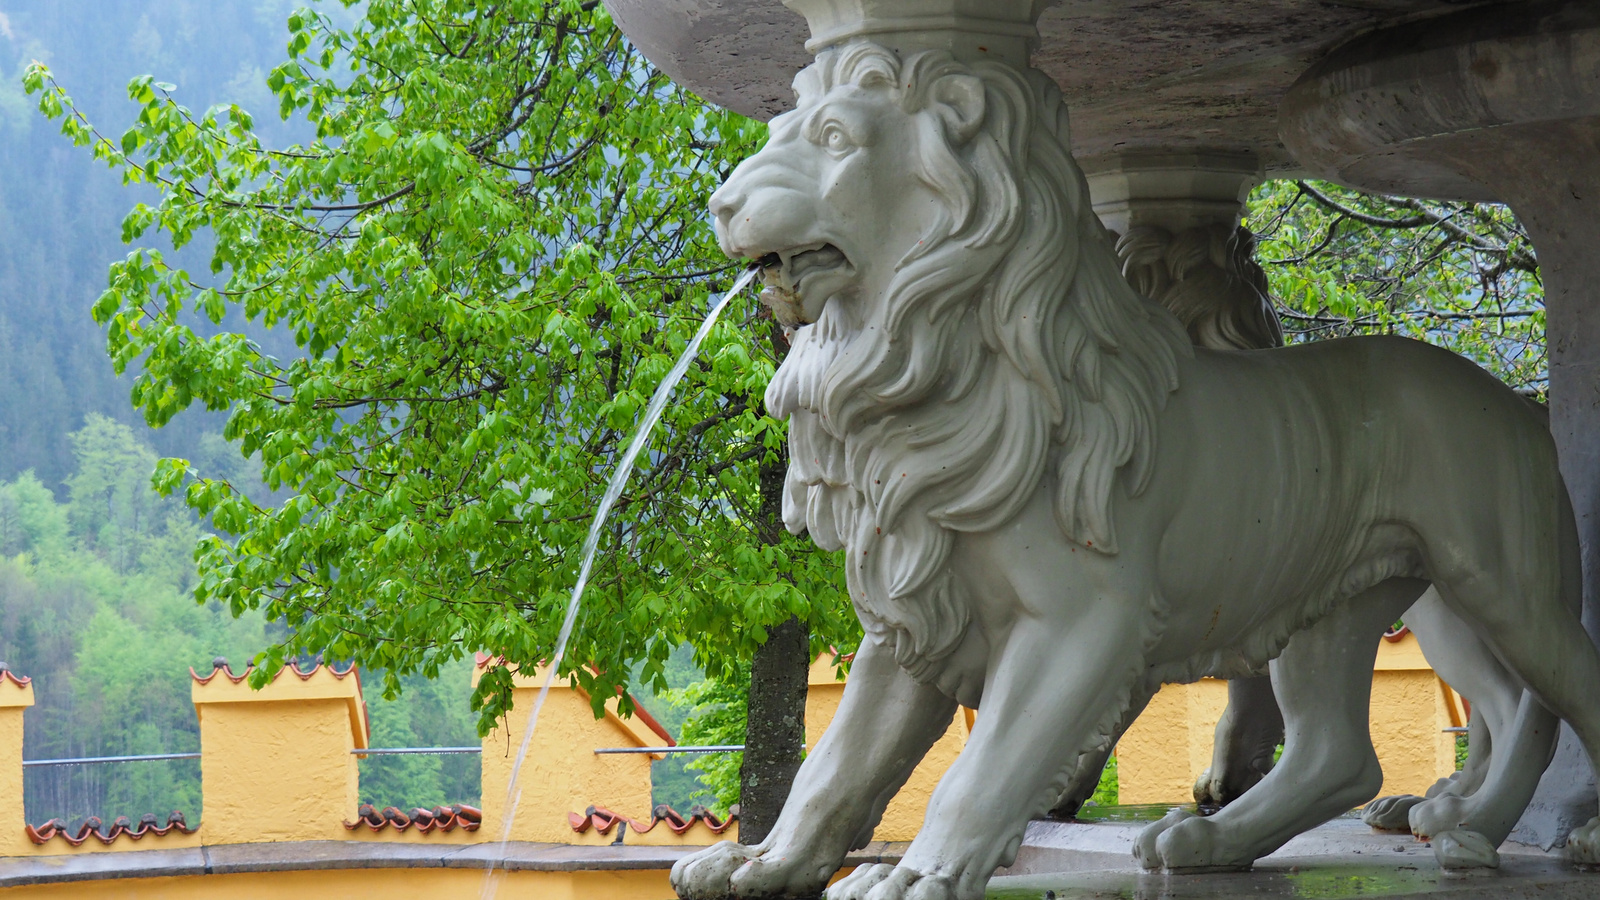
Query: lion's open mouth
781,244,851,289
752,244,854,327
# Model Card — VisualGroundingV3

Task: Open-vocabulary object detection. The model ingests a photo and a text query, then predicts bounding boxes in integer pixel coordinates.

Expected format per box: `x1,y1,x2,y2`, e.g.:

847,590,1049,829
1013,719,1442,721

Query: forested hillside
0,2,314,488
0,1,479,826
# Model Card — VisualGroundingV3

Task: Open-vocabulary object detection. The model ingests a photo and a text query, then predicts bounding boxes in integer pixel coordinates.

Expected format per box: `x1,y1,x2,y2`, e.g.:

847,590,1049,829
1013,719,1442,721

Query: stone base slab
994,816,1595,899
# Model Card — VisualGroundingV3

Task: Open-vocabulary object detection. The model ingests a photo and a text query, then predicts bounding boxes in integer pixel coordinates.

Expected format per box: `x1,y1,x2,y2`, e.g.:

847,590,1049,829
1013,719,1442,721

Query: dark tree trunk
739,320,810,845
740,614,809,844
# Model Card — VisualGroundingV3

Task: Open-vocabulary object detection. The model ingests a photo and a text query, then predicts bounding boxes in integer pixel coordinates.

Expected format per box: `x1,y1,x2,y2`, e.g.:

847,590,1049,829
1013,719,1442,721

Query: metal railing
354,747,482,755
23,753,201,768
594,745,744,755
22,744,749,765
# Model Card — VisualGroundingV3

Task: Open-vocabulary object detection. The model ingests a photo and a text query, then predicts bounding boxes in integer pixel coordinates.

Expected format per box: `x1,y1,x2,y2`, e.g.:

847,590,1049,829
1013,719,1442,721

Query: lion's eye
822,124,851,154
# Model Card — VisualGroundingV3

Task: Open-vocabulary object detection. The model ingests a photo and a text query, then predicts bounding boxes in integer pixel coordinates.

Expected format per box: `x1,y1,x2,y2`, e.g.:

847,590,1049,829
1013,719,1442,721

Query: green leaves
1248,181,1544,395
28,0,853,734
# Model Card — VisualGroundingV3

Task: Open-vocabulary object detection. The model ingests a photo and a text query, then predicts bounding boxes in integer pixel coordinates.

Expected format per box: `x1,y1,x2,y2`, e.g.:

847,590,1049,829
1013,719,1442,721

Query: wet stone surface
989,815,1599,899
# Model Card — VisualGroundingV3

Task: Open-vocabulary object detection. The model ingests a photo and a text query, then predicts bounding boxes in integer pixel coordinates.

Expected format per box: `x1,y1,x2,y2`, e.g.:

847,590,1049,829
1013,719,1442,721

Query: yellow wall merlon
474,658,659,843
191,663,367,845
0,673,33,856
474,660,673,758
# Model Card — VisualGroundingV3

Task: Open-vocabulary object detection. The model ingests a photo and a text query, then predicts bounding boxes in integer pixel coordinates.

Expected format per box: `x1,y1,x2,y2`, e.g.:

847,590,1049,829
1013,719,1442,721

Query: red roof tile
344,803,482,834
189,659,359,684
568,804,736,836
27,812,194,846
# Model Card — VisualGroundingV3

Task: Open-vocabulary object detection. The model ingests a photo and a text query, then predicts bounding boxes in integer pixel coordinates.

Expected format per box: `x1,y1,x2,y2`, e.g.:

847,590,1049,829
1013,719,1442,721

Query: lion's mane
1116,223,1283,353
765,43,1192,676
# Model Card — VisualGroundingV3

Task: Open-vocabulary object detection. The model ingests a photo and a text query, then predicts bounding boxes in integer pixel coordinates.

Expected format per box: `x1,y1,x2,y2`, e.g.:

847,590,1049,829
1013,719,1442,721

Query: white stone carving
671,11,1600,900
1100,220,1540,870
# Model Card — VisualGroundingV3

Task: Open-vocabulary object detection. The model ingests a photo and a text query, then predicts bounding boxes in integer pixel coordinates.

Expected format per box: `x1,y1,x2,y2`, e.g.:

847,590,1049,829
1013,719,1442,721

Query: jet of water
480,264,763,899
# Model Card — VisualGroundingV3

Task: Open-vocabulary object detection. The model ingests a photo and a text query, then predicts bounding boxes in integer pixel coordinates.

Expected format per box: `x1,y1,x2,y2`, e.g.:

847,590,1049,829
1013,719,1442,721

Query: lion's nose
708,181,744,238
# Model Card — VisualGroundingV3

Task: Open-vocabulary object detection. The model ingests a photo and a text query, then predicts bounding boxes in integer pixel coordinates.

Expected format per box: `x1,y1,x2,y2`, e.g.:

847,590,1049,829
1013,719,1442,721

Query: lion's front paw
672,841,760,900
1407,793,1468,840
671,838,837,900
1432,829,1499,869
1151,815,1254,873
826,863,955,900
1566,816,1600,867
1360,794,1423,833
1133,809,1195,871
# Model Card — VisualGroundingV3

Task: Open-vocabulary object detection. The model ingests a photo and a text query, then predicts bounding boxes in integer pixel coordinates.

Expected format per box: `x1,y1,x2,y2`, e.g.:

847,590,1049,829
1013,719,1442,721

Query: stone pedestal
1280,0,1600,847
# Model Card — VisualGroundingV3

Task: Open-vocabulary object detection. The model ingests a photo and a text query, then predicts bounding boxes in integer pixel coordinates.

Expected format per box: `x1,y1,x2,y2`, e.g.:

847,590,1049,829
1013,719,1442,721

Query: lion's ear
932,74,986,143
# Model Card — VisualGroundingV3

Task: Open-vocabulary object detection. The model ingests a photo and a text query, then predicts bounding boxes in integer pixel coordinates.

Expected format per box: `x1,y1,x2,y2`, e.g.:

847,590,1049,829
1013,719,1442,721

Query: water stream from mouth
479,264,762,898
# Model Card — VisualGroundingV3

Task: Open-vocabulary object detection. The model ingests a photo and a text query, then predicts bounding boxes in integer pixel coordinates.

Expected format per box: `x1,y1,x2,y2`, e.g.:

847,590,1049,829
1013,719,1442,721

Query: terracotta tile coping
27,812,196,847
189,660,359,685
0,839,909,886
344,804,482,834
569,804,735,836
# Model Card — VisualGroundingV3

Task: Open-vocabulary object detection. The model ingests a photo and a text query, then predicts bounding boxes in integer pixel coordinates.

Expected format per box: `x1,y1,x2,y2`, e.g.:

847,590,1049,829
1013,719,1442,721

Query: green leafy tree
1248,180,1543,392
670,668,750,815
23,0,856,829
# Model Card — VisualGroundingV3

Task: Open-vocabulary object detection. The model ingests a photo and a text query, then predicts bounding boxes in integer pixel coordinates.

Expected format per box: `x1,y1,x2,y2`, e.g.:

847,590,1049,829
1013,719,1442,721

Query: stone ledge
0,847,207,886
0,839,909,886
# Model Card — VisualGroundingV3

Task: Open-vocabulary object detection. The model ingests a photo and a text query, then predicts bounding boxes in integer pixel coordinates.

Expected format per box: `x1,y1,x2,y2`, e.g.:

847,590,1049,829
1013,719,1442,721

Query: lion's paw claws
1134,809,1196,871
670,841,764,900
1162,816,1248,872
1566,817,1600,867
826,863,954,900
1359,794,1422,833
1407,793,1469,841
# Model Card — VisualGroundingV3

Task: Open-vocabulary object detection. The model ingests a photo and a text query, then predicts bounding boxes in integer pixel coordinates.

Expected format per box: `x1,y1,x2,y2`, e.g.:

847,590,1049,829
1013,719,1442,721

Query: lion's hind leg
1433,553,1600,867
1385,587,1545,868
1363,586,1515,837
1143,578,1427,872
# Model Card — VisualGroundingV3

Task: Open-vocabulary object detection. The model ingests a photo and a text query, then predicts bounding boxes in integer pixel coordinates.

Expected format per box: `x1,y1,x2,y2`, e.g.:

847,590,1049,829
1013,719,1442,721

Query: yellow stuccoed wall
0,662,745,898
0,674,34,857
474,662,673,844
1368,631,1460,799
805,655,971,842
1117,677,1230,806
191,665,369,844
1118,631,1461,805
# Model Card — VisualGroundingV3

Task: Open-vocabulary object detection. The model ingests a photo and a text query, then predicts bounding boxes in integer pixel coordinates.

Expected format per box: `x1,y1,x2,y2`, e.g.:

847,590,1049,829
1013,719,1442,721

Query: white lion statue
674,41,1600,900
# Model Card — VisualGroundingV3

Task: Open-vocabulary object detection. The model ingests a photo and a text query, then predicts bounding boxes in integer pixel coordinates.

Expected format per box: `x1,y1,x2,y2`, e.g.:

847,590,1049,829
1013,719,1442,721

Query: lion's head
709,43,1191,673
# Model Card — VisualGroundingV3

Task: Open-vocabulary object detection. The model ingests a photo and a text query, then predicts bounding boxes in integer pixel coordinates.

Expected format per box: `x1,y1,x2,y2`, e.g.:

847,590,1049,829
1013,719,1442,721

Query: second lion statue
673,40,1600,900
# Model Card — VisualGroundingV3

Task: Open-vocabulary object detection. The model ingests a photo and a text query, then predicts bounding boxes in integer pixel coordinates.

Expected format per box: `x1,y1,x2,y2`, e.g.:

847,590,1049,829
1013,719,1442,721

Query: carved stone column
1081,151,1283,354
1082,151,1261,238
1281,0,1600,847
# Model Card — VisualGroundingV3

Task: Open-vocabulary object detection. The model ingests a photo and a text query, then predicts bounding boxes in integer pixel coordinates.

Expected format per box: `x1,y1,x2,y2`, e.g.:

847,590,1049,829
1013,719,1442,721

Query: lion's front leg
672,638,957,900
829,605,1148,900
